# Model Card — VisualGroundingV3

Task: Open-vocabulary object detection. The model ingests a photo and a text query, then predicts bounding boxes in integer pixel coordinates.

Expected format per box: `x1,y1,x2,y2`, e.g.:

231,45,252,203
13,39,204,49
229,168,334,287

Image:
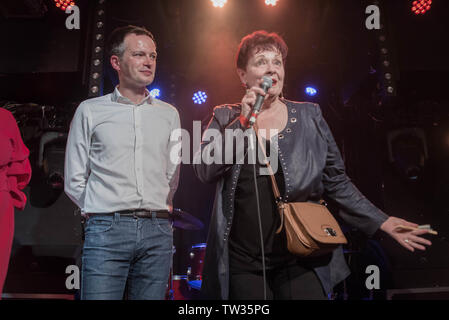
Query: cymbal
171,208,204,230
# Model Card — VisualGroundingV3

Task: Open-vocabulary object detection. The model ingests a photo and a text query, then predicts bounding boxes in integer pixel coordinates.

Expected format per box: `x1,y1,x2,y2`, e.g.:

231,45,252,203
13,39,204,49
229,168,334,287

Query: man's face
112,33,157,88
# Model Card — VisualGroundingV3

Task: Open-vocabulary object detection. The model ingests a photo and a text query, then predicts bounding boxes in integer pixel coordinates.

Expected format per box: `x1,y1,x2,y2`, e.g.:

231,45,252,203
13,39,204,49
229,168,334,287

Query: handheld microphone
248,76,273,126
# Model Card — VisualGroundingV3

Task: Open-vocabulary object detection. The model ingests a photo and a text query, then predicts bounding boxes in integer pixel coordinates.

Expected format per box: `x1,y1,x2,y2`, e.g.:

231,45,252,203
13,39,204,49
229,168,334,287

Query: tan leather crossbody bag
254,125,347,257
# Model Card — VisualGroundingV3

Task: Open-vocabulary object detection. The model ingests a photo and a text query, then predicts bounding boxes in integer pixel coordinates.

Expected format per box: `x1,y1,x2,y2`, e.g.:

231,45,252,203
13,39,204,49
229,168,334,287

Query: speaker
377,124,449,290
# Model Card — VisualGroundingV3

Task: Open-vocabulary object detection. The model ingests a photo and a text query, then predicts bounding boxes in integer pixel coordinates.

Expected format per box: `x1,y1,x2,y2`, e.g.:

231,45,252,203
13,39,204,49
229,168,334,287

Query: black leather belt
86,210,171,219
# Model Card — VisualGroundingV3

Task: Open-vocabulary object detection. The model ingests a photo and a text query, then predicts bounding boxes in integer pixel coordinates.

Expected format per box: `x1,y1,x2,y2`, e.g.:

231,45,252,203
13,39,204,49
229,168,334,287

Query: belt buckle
132,211,138,219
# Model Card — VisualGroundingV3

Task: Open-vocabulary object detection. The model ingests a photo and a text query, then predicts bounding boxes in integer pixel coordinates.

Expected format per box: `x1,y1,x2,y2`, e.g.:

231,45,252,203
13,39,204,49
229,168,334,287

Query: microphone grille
261,76,273,90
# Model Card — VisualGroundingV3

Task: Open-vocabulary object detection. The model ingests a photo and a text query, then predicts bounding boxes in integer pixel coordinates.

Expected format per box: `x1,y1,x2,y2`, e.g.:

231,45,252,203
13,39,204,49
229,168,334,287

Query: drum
168,275,189,300
166,275,201,300
187,243,206,281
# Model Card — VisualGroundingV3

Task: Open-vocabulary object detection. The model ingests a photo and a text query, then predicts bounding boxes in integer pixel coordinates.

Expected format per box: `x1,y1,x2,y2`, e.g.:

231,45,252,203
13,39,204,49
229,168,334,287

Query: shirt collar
111,86,153,106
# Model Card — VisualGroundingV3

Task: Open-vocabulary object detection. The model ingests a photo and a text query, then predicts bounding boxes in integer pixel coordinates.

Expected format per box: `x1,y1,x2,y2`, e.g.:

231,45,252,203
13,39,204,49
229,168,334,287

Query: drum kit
166,208,206,300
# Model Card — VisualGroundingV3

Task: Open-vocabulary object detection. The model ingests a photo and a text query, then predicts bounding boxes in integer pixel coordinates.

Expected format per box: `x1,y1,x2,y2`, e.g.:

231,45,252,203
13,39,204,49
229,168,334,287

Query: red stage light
411,0,431,15
54,0,76,11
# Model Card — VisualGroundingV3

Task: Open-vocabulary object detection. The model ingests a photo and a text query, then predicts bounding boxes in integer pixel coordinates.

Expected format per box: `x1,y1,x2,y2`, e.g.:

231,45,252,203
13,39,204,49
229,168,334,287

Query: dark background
1,0,449,299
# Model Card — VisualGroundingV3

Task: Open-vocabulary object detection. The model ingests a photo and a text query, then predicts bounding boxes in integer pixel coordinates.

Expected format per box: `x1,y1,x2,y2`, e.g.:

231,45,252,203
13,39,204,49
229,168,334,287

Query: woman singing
193,30,432,300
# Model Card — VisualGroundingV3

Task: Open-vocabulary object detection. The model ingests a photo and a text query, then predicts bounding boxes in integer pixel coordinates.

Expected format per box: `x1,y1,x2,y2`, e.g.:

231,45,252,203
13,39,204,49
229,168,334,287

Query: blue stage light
149,88,161,98
193,91,208,104
305,86,317,96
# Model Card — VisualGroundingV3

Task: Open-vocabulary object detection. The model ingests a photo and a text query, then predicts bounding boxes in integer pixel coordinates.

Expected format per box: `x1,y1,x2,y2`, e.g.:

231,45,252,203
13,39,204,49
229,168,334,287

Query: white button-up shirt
64,87,181,213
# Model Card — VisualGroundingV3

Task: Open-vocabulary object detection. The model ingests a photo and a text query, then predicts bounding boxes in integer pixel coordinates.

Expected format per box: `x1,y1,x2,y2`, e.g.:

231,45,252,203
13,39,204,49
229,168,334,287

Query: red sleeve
4,111,32,210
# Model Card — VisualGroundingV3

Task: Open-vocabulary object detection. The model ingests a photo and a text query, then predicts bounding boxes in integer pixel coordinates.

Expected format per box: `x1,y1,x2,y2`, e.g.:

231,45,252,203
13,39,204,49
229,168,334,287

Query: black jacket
193,99,389,299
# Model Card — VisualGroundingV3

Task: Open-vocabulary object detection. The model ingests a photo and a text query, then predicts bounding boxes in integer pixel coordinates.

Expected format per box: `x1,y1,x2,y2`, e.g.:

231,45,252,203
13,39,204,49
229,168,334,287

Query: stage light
265,0,279,6
149,88,161,98
411,0,432,15
305,87,317,96
193,91,208,104
211,0,227,8
87,0,106,98
387,128,428,182
54,0,75,11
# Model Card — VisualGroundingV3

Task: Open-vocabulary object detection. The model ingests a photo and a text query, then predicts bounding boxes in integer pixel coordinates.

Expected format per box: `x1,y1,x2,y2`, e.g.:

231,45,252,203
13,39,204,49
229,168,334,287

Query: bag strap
252,124,326,233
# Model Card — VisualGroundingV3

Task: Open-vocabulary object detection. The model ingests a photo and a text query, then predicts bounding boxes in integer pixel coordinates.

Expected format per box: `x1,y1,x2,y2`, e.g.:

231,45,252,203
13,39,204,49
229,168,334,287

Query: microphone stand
245,76,272,300
248,121,268,301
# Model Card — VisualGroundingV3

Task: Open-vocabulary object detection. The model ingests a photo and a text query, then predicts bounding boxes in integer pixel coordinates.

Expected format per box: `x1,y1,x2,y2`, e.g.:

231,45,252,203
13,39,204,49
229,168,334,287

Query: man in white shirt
64,25,181,300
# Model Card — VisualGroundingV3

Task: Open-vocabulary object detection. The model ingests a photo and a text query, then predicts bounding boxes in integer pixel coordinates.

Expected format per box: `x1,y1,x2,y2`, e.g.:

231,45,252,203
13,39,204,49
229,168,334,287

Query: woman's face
238,47,285,98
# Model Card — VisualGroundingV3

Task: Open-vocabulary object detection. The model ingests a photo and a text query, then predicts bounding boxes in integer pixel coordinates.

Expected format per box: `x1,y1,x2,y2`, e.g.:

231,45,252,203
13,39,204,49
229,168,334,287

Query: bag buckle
324,227,337,237
319,199,328,207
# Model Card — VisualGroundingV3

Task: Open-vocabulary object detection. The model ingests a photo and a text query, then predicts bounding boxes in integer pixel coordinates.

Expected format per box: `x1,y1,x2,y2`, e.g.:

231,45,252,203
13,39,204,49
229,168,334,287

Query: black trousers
229,263,327,300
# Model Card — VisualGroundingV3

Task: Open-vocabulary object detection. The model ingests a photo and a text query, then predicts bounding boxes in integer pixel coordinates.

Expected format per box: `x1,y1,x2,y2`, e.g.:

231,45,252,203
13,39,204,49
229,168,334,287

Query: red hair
236,30,288,70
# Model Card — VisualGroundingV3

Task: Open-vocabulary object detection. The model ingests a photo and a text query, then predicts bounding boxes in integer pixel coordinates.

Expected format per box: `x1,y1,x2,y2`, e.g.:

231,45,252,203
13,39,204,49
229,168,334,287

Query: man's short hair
107,25,156,59
236,30,288,70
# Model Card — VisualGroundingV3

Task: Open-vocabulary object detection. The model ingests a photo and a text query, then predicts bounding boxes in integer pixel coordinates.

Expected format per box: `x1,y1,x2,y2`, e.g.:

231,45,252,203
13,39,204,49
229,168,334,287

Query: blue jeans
81,213,173,300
